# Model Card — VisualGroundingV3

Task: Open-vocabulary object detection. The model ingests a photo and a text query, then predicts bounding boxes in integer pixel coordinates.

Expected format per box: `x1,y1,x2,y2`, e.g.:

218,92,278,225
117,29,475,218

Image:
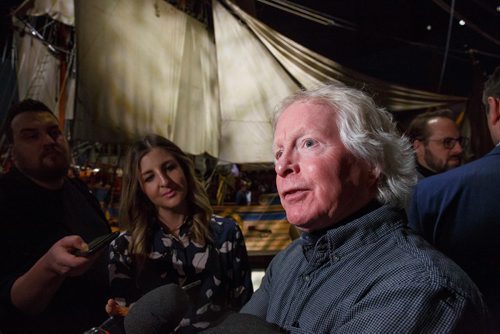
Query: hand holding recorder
75,232,120,257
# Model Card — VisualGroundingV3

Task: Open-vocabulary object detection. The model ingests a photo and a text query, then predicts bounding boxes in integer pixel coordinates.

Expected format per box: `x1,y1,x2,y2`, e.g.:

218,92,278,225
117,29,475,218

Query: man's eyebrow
19,128,38,134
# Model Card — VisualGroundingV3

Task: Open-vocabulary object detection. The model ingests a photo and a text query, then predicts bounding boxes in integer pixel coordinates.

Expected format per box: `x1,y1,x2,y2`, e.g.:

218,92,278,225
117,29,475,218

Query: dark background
241,0,500,98
1,0,499,97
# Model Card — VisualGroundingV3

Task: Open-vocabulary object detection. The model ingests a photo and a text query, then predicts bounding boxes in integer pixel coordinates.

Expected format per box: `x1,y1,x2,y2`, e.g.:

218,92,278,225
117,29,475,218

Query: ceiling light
458,19,466,26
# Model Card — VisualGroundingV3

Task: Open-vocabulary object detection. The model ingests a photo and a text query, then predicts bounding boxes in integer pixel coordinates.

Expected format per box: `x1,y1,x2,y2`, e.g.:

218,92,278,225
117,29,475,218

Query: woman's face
138,147,189,215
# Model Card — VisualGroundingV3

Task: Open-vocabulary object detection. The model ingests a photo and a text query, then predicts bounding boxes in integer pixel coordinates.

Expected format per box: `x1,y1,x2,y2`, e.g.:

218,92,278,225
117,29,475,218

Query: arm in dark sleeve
407,182,441,244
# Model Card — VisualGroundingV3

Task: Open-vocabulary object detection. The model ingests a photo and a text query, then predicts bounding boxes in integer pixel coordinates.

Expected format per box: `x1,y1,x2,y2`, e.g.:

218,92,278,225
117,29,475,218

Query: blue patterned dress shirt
241,204,490,333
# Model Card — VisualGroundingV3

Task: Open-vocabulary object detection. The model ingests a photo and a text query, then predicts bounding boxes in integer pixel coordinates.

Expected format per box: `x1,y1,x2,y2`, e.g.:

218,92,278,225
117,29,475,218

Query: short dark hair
405,109,454,143
2,99,54,144
482,66,500,113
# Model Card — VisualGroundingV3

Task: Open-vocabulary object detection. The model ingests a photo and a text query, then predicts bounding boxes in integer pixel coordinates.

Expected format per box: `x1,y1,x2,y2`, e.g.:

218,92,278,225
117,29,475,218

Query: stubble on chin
284,203,313,231
38,153,70,179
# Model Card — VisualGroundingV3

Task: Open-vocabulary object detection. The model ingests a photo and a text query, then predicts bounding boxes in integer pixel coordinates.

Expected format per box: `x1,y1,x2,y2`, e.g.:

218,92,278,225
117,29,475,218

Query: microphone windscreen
124,283,189,334
200,312,286,334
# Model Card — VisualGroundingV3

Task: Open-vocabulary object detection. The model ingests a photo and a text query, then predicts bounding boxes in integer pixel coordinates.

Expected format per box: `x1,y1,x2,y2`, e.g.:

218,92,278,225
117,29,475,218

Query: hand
10,235,101,314
106,298,129,317
40,235,98,277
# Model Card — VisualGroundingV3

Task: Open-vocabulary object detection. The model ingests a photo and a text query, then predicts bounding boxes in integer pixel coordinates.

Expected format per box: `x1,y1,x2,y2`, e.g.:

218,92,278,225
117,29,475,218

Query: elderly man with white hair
232,82,489,333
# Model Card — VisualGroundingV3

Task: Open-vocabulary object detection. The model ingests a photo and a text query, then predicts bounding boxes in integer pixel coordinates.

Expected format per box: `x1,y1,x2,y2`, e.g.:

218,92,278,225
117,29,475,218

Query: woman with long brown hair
106,134,252,333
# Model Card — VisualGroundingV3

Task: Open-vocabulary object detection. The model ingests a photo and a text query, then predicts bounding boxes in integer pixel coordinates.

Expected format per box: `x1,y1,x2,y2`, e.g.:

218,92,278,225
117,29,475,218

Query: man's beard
21,150,70,182
35,163,69,180
424,148,461,173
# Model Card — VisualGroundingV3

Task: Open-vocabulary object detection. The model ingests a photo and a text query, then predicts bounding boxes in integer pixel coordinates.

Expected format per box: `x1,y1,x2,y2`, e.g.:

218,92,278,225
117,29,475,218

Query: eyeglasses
426,136,469,149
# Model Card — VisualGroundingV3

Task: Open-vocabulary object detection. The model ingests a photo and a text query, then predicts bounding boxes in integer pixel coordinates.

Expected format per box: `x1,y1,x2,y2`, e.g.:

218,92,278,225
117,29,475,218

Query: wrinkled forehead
274,101,338,140
11,111,59,131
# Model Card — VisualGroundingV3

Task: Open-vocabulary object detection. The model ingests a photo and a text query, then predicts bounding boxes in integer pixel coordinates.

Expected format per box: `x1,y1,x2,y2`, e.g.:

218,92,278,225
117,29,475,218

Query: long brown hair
119,134,213,267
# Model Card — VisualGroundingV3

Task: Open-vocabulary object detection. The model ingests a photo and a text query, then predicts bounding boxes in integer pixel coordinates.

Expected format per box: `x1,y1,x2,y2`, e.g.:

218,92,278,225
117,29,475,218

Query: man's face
273,101,377,232
10,111,70,181
414,117,463,173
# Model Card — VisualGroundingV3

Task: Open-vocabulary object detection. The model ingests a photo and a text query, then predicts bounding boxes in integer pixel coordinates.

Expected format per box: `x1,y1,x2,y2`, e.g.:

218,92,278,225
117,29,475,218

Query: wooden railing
213,204,299,268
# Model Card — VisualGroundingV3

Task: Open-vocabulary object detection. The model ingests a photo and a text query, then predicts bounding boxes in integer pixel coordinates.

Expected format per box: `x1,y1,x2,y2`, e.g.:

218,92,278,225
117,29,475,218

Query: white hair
274,82,417,208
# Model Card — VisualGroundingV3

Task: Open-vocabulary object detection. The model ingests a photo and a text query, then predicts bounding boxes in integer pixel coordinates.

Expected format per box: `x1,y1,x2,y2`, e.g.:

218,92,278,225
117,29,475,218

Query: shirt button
304,275,310,281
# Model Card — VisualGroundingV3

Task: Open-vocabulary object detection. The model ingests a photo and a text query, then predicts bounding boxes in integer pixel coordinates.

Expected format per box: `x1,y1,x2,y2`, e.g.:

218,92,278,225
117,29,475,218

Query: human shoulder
417,169,456,189
392,229,483,301
415,152,497,197
66,175,95,195
113,230,131,242
414,165,465,201
341,226,487,328
209,215,239,233
357,259,487,333
0,170,8,183
0,169,38,206
0,172,9,198
0,168,25,191
110,231,131,250
209,215,239,240
211,214,238,225
345,212,467,291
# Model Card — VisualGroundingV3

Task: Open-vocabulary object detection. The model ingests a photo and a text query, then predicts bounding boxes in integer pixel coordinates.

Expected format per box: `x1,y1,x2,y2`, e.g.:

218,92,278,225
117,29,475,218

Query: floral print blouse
108,215,253,333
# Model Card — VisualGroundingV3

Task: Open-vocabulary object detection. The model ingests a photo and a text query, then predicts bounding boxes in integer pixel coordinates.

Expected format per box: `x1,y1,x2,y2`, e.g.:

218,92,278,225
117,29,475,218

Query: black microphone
124,283,189,334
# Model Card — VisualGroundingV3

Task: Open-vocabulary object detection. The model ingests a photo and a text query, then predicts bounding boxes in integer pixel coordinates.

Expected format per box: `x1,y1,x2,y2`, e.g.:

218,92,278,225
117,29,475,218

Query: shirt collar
301,203,405,264
8,166,65,192
416,162,437,178
154,215,193,237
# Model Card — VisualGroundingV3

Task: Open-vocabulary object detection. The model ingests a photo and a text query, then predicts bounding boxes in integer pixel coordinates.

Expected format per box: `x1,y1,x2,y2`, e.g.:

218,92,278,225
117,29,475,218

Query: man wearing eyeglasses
409,66,500,331
406,109,467,179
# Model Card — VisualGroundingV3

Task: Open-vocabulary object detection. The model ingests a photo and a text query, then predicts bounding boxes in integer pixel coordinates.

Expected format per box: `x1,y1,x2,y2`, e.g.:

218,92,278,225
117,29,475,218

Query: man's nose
275,152,299,177
42,132,58,144
451,141,463,154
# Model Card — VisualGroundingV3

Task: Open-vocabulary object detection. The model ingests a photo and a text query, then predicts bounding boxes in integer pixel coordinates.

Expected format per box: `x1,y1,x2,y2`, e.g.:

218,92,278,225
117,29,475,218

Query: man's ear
7,145,14,162
368,167,380,188
487,97,500,126
412,139,421,150
412,139,425,158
